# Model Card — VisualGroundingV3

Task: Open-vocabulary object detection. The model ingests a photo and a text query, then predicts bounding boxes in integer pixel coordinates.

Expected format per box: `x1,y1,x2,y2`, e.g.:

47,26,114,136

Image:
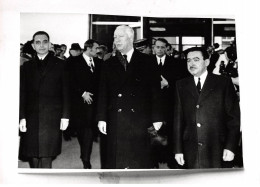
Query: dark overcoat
19,53,70,158
173,73,240,168
96,50,163,169
70,55,102,128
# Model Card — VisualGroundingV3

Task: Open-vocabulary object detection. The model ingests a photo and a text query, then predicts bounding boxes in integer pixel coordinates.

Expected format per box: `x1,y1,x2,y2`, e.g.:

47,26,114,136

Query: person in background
96,45,108,60
20,40,35,66
59,44,67,60
97,25,163,169
70,39,102,169
134,38,152,55
19,31,70,168
173,47,240,169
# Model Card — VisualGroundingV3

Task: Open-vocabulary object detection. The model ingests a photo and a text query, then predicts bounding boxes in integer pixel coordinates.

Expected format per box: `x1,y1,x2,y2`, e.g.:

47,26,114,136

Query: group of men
19,25,241,169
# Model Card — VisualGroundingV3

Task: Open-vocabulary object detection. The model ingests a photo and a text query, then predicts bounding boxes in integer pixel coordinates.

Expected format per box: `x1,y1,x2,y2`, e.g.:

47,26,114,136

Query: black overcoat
70,55,102,128
96,50,163,169
19,53,70,158
173,73,240,168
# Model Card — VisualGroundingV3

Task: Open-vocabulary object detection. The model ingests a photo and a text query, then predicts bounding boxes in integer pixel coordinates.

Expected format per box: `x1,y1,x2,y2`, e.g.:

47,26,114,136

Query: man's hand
98,121,107,135
160,75,169,89
223,149,235,161
19,119,27,132
60,119,69,131
153,122,163,131
175,153,185,166
82,92,93,104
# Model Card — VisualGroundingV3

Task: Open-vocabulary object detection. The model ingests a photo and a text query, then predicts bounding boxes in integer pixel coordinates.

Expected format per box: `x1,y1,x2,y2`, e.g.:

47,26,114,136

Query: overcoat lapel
185,76,199,101
198,73,215,103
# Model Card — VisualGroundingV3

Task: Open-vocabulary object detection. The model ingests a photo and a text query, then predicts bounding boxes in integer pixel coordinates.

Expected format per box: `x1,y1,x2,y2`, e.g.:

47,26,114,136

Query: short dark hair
32,31,50,41
61,44,67,48
154,38,168,46
185,47,209,60
83,39,99,51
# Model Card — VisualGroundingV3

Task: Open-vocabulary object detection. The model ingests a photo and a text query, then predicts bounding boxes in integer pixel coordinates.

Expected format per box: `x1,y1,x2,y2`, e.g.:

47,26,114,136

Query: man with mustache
173,47,240,168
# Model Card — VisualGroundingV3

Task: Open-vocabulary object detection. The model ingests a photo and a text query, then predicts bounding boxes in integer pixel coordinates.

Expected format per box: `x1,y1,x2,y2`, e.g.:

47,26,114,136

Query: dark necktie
197,77,201,94
89,58,95,72
158,58,163,73
123,55,127,71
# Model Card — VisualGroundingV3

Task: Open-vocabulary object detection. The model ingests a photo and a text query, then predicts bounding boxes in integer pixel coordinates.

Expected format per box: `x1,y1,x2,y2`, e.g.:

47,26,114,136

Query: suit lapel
184,76,200,101
198,73,216,103
40,54,56,79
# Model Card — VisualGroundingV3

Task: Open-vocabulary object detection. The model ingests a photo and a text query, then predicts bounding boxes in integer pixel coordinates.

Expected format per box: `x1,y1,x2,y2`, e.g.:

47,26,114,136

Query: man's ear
205,59,210,67
31,43,35,50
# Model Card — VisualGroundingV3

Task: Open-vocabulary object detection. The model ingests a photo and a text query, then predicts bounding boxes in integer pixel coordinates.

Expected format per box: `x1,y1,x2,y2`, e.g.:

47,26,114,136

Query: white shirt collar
194,70,208,89
37,53,48,60
122,48,134,63
156,55,166,65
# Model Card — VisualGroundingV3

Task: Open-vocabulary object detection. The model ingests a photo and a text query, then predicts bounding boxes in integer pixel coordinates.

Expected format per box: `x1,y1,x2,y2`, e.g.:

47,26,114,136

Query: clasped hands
19,118,69,132
98,121,163,135
175,149,235,166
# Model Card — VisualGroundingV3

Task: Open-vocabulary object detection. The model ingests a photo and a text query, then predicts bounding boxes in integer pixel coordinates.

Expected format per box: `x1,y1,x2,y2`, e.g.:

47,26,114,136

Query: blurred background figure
103,42,117,61
54,44,62,57
96,45,108,60
68,43,82,57
59,44,67,60
134,38,152,55
20,40,35,66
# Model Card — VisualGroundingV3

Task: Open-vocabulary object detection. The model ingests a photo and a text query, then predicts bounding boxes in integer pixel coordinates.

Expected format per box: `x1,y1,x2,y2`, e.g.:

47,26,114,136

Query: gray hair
115,25,134,41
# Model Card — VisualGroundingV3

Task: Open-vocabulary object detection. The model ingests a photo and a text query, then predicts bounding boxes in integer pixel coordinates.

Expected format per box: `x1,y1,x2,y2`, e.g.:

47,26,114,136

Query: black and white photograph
1,0,260,184
18,13,242,170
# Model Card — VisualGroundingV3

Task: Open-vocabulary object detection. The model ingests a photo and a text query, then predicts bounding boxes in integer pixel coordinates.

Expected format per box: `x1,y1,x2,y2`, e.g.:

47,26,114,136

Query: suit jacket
96,50,163,169
19,53,70,158
173,73,240,168
152,55,183,121
70,54,102,128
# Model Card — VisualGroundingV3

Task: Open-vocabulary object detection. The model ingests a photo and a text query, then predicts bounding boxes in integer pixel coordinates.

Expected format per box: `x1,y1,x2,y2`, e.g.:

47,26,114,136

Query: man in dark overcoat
19,31,70,168
97,25,163,169
151,38,189,168
173,47,240,169
70,39,102,169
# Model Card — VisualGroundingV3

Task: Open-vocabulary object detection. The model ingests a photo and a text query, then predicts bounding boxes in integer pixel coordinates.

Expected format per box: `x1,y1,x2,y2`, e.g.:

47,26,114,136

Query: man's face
61,46,67,55
154,40,167,57
32,34,50,55
96,48,105,59
89,42,99,57
70,49,81,57
187,51,209,77
113,28,132,54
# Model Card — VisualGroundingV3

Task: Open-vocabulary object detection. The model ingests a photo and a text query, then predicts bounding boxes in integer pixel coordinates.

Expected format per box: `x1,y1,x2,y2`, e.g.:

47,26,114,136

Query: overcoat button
196,105,200,109
197,123,201,127
118,109,122,112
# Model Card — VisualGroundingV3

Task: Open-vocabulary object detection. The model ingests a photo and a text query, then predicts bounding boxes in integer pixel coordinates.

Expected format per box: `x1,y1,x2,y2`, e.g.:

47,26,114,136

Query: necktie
123,55,127,71
89,58,95,72
158,58,163,73
197,77,201,94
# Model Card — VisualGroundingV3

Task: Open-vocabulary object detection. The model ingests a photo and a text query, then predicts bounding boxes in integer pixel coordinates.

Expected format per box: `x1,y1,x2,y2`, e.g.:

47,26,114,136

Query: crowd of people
19,25,241,169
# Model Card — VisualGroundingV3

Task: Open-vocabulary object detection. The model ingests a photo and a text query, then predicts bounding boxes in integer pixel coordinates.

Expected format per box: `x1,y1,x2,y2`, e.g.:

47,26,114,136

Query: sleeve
224,78,241,153
61,61,70,119
19,64,26,120
173,81,184,154
96,62,108,122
